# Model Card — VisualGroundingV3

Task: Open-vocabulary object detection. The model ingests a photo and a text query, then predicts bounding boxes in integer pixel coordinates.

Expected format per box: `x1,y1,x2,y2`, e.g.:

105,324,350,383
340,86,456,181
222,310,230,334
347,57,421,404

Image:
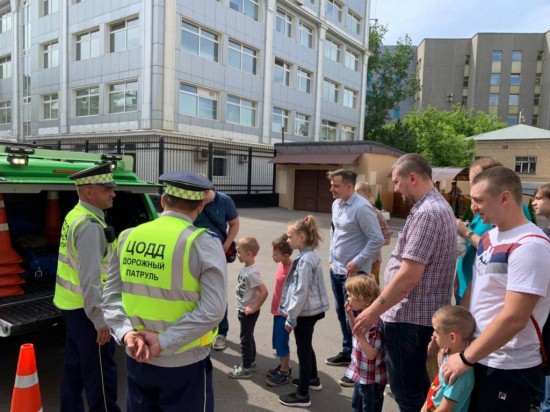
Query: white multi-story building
0,0,370,144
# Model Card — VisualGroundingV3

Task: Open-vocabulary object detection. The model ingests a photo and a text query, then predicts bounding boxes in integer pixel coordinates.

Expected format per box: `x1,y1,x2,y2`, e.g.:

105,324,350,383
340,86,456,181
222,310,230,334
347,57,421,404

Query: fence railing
32,134,276,195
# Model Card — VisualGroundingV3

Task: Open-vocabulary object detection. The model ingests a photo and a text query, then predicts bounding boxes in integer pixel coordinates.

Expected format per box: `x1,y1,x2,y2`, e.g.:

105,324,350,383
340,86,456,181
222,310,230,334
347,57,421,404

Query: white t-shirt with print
235,264,264,312
471,222,550,369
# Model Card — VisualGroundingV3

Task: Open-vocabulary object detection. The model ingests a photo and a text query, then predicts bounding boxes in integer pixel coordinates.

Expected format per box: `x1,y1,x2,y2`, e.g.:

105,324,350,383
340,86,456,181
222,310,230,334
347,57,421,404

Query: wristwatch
465,231,475,239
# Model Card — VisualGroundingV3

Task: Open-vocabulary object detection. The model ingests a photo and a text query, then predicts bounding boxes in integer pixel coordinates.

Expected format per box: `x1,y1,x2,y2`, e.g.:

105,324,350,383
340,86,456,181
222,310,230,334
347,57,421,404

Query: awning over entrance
522,181,545,196
270,153,361,165
431,167,470,182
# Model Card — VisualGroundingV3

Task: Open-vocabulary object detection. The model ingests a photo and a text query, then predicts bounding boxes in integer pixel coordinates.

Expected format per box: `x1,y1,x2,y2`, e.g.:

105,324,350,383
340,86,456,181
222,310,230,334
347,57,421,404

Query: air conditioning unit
238,154,248,163
195,148,209,161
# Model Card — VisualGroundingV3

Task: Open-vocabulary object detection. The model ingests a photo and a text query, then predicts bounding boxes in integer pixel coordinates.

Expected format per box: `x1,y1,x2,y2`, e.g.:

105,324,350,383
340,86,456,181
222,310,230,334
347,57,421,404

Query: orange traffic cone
0,264,24,276
0,194,23,265
10,343,43,412
43,191,62,246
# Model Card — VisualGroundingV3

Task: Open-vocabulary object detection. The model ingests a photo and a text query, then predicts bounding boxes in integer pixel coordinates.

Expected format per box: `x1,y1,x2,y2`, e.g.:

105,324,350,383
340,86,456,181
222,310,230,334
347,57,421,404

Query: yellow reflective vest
54,203,112,310
119,216,216,353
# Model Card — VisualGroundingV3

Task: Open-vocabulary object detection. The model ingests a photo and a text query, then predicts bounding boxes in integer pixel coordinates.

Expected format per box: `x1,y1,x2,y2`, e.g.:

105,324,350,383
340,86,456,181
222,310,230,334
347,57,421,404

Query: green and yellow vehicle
0,142,160,337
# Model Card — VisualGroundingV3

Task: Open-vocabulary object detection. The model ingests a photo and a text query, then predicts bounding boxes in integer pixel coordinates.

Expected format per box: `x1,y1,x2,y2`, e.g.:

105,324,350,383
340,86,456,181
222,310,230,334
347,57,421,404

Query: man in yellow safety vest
54,162,120,412
103,172,227,411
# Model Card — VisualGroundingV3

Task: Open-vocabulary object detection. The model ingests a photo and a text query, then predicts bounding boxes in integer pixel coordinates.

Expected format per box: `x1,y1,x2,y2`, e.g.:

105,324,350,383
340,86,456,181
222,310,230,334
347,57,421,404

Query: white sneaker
213,335,227,351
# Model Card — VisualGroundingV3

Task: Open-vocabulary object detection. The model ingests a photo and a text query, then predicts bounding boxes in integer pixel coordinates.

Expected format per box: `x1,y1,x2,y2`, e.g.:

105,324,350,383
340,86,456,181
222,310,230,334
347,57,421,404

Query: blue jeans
384,322,433,412
218,305,229,336
330,270,352,354
542,376,550,412
352,383,385,412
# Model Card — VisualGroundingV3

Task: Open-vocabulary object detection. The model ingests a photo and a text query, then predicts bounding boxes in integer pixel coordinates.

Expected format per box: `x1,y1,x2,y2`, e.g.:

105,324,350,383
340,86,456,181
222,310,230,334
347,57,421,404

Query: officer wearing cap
54,163,120,412
102,172,227,411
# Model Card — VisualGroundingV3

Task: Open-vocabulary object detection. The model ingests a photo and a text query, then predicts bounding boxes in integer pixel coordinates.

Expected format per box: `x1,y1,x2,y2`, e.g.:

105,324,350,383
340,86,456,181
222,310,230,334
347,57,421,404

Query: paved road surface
0,207,405,411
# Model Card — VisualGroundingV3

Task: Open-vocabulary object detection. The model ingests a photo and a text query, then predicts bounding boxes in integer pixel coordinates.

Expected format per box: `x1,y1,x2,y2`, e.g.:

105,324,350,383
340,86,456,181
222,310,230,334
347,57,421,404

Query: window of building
42,0,58,16
272,107,289,133
298,22,313,48
345,49,359,71
228,40,257,74
179,83,217,119
323,79,338,103
346,10,360,34
75,86,99,117
110,17,139,53
340,125,355,141
461,96,467,106
109,80,138,113
489,94,499,106
181,21,218,61
227,95,256,127
510,74,521,86
343,88,357,109
42,93,58,120
274,58,291,86
507,115,518,125
0,55,11,79
491,51,502,61
535,73,542,85
212,149,227,177
295,113,310,137
297,68,311,93
0,7,11,33
509,94,519,107
321,120,337,141
229,0,258,21
326,0,342,22
464,54,470,64
276,10,292,38
42,41,59,68
76,28,100,61
537,50,543,61
532,114,539,126
463,78,469,87
515,156,536,174
0,100,11,124
534,93,540,106
490,74,500,85
512,51,522,62
325,38,340,62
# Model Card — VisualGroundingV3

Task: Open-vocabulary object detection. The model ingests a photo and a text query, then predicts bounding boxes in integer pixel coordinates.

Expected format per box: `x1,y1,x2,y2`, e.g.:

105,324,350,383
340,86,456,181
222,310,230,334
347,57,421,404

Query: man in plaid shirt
353,153,456,412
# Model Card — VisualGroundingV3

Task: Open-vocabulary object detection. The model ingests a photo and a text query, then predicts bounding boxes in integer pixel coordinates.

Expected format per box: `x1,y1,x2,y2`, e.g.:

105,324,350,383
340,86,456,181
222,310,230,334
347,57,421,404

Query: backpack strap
517,234,550,366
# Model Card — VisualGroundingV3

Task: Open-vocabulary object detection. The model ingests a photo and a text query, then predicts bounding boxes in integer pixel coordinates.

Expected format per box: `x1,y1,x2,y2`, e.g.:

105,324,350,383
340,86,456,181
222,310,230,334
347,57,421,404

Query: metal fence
32,134,276,195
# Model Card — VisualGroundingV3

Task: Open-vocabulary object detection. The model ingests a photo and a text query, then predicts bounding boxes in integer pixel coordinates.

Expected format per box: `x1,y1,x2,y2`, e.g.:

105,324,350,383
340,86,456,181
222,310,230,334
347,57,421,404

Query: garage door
294,170,333,213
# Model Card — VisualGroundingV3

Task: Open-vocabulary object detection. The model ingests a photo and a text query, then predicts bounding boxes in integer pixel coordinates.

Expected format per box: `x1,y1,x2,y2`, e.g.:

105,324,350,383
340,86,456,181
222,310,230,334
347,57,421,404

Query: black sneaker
266,365,292,378
325,352,351,366
266,371,291,387
291,377,322,391
339,376,355,387
279,391,311,407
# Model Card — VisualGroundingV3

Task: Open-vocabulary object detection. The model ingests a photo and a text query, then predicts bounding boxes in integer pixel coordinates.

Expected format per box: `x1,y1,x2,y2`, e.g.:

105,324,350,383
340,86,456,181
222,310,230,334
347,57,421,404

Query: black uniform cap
159,172,214,200
68,163,117,188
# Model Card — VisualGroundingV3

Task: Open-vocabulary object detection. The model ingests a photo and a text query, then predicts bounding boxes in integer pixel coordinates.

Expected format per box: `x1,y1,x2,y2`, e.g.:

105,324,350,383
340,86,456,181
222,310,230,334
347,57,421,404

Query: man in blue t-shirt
195,190,240,351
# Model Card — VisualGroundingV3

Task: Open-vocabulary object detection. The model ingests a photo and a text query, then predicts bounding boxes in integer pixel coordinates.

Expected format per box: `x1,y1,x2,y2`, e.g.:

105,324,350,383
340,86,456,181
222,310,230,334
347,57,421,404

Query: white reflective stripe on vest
0,223,8,231
56,276,83,294
14,372,39,389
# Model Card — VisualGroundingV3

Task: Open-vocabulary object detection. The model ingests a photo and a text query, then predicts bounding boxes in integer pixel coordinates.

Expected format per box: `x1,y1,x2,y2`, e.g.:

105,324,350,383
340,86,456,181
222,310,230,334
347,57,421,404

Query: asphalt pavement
0,208,405,411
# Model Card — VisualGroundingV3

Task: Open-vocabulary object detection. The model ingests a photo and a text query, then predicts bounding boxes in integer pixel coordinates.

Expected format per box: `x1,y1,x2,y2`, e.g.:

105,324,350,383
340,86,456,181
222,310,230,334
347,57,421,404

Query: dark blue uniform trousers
126,354,214,412
61,309,120,412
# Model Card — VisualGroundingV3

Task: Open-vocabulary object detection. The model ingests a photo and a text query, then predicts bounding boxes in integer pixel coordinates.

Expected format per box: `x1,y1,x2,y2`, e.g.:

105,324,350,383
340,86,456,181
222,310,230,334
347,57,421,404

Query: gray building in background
416,31,550,130
0,0,370,144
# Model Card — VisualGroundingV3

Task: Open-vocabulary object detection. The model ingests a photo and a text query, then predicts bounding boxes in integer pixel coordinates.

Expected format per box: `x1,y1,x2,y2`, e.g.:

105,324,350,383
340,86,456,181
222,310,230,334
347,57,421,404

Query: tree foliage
364,25,420,139
402,105,507,167
373,120,417,153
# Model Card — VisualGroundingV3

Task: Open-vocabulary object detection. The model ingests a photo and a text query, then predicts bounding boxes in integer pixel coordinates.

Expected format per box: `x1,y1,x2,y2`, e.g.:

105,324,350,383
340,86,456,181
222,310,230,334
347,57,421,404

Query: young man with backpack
442,167,550,412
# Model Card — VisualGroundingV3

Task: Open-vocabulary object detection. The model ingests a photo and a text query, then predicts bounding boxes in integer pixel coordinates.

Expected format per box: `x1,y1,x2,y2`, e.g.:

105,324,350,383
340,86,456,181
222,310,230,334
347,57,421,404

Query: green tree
403,105,507,166
372,119,417,153
365,25,420,139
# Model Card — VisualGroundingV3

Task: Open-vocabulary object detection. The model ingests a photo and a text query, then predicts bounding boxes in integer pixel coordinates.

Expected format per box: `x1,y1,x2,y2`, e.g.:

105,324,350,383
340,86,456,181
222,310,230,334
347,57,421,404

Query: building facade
416,32,550,130
0,0,370,144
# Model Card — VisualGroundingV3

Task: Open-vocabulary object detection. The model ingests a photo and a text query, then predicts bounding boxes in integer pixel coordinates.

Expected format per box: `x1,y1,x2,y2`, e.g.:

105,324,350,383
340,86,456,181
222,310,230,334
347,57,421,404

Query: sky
370,0,550,45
